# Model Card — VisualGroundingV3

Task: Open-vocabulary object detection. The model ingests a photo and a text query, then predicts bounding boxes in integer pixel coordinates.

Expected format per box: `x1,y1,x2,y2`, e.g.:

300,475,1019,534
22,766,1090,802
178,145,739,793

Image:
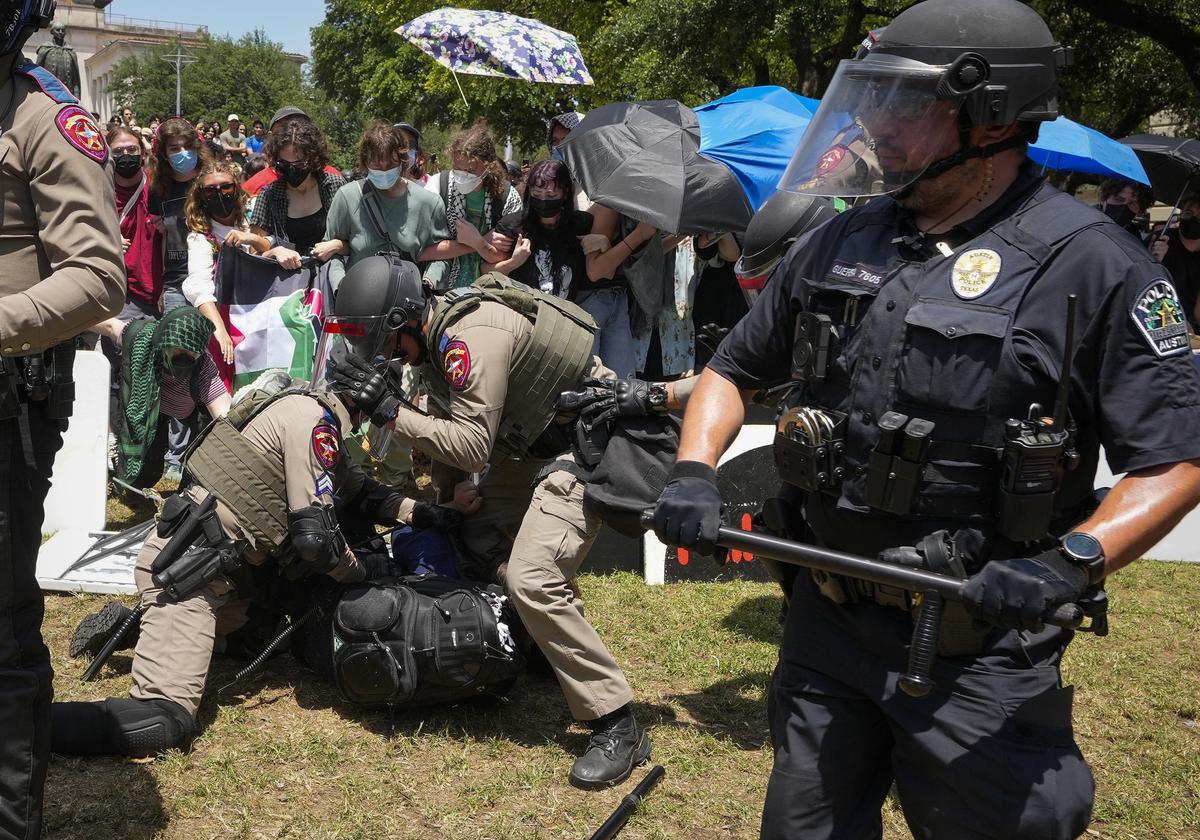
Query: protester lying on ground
182,159,270,365
52,362,482,758
111,306,231,489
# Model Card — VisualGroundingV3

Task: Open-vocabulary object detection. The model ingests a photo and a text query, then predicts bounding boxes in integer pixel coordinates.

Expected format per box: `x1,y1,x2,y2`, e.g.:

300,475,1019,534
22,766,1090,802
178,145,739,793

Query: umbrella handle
450,68,468,108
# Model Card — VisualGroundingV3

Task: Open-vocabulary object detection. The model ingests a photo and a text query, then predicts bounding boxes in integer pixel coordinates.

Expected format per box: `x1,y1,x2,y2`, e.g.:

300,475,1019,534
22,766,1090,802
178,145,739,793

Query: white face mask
450,169,483,194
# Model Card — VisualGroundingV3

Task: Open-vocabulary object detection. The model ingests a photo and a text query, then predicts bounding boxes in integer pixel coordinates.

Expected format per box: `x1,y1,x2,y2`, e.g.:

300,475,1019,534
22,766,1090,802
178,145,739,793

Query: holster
153,542,245,602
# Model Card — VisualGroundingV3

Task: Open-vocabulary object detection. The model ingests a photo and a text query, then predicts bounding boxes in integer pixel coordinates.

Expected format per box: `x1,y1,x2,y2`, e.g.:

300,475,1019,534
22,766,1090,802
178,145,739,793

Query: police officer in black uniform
653,1,1200,837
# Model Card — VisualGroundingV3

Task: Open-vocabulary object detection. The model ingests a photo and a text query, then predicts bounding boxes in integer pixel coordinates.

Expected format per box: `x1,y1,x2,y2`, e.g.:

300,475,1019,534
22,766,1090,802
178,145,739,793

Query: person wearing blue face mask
147,117,209,480
394,120,429,186
323,120,450,294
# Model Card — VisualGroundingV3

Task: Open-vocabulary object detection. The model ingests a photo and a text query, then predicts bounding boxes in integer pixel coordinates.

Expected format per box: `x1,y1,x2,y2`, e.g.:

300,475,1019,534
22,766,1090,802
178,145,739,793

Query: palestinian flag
214,245,333,393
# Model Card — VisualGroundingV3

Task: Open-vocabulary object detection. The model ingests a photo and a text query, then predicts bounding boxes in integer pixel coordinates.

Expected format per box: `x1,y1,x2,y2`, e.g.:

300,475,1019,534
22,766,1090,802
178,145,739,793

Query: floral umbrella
397,7,593,104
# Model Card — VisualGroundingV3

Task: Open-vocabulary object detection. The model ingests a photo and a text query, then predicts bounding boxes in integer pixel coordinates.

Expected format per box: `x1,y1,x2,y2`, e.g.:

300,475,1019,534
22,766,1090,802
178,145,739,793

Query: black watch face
1063,532,1102,562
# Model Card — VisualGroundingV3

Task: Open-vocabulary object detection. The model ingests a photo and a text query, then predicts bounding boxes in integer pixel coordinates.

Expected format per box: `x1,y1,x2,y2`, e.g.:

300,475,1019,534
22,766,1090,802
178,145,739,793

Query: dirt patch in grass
42,555,1200,839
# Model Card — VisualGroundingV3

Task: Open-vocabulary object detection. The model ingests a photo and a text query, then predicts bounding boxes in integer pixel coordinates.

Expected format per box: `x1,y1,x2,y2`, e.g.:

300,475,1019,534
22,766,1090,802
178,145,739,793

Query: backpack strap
439,170,450,214
360,180,416,263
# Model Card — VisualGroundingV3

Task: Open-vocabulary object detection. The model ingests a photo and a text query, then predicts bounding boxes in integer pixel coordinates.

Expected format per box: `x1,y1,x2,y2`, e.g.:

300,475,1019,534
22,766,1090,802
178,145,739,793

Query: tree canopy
110,31,312,128
307,0,1200,159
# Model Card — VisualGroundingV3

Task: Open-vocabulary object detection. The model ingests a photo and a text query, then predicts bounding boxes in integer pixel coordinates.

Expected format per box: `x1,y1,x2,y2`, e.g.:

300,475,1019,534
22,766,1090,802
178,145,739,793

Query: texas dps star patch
55,106,108,164
950,248,1002,299
1131,279,1189,358
443,340,471,390
311,425,340,469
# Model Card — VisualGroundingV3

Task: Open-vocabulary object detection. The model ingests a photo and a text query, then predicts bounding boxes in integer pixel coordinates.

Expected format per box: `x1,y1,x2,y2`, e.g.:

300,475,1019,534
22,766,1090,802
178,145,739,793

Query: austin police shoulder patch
1130,278,1189,358
314,472,334,498
54,106,109,165
950,248,1002,299
312,424,340,469
443,340,471,390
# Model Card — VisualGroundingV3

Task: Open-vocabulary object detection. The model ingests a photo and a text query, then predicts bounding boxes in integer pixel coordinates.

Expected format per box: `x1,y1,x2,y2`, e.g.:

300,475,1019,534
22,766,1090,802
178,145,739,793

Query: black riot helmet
779,0,1072,199
331,254,430,362
735,192,841,287
0,0,56,56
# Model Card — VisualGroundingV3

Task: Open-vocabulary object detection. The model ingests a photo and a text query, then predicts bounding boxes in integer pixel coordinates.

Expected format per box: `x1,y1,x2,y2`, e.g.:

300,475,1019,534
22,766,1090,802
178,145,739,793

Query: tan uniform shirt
0,54,124,355
393,299,532,473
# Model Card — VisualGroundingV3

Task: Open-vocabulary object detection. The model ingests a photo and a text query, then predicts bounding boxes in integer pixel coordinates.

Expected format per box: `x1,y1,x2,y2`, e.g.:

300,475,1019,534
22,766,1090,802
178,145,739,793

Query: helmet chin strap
892,128,1026,201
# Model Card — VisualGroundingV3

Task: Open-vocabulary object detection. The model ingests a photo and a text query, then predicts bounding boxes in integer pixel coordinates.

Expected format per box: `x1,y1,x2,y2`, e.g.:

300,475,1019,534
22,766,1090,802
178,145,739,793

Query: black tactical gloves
327,352,401,426
410,501,462,532
557,376,667,428
960,548,1088,631
651,460,723,556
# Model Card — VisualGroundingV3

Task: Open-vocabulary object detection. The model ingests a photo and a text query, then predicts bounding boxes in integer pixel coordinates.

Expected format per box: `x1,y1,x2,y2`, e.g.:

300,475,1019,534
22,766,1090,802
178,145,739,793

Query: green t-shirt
324,180,451,289
453,190,487,289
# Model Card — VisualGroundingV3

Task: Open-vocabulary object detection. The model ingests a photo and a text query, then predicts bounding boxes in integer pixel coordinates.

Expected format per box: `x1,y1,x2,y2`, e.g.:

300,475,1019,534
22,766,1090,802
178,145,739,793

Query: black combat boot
69,601,140,659
568,705,651,790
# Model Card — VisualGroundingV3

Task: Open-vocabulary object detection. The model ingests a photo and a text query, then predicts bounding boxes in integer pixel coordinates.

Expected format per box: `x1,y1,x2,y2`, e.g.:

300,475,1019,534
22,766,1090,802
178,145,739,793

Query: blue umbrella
398,7,592,105
1029,117,1149,185
695,86,820,211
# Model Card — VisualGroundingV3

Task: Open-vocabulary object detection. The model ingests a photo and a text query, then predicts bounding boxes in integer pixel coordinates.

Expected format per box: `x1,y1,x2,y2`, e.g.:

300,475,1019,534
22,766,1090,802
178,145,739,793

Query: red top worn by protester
243,163,344,196
115,176,163,308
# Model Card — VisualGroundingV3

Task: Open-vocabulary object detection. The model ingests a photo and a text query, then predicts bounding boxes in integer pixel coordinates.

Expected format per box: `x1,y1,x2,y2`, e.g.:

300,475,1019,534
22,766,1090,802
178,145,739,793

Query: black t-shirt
1160,229,1200,328
286,208,326,255
498,209,593,300
149,178,192,289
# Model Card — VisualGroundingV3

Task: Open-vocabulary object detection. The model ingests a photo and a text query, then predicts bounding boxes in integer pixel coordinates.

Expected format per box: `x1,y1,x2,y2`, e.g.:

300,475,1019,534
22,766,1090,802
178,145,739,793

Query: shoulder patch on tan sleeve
54,106,108,165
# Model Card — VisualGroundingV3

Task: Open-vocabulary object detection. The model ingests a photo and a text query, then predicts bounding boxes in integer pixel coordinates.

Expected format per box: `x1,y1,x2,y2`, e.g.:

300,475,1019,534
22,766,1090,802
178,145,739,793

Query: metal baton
640,512,1084,629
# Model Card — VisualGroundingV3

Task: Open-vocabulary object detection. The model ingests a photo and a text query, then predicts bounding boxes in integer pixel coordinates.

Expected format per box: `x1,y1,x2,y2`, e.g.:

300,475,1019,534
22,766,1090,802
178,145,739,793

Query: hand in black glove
410,501,463,532
960,548,1087,631
574,376,661,428
327,353,401,427
651,460,723,556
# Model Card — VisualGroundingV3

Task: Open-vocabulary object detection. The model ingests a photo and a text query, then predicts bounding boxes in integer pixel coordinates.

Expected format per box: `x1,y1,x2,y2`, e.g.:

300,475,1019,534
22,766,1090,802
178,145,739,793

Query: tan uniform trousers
128,532,248,718
458,457,633,722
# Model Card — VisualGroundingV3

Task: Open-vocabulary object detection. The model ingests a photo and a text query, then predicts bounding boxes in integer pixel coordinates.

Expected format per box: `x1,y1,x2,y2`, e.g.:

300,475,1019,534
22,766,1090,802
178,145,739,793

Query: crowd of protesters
93,102,1200,490
94,103,760,490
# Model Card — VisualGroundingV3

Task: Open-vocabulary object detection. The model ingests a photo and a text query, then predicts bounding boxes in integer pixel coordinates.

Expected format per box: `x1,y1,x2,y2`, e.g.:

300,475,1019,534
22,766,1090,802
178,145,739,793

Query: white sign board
43,348,110,535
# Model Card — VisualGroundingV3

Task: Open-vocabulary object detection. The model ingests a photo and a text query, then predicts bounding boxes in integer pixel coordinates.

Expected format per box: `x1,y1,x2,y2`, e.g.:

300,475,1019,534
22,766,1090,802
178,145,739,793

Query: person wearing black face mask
250,118,347,270
180,160,270,376
1096,178,1148,237
1152,195,1200,330
104,125,164,322
485,159,608,300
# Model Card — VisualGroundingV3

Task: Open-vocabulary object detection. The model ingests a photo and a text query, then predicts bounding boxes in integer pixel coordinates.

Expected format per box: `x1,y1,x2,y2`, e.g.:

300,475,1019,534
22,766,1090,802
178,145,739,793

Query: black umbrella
1119,134,1200,205
558,100,754,235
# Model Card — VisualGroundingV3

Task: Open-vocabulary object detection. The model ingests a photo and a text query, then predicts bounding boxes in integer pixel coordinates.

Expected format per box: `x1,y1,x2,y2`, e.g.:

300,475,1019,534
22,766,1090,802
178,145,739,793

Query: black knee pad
105,697,195,757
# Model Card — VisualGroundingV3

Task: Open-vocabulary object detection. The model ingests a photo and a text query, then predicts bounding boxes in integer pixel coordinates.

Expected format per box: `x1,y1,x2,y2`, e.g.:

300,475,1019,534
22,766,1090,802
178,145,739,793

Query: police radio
996,295,1080,542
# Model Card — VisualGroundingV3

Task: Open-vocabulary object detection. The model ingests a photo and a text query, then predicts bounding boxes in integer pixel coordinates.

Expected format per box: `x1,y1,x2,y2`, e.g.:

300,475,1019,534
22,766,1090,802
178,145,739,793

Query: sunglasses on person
273,159,308,175
200,182,238,199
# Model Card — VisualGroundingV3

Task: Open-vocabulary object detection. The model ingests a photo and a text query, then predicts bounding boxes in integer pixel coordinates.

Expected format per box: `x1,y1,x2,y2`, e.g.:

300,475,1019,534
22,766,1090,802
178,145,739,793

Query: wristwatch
1059,532,1106,585
647,382,669,412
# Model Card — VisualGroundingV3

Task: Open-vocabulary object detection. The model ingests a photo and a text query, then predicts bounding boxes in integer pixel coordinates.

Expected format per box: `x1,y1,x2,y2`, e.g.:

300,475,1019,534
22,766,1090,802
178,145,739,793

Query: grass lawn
39,495,1200,839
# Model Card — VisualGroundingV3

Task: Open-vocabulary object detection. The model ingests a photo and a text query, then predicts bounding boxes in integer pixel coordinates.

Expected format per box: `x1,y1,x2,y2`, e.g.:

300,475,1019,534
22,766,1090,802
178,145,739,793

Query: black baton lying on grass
589,765,665,840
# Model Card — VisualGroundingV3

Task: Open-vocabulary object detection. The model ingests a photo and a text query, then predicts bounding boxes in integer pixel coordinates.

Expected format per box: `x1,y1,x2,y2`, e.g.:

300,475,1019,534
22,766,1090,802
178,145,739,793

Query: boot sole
568,731,652,791
69,601,133,659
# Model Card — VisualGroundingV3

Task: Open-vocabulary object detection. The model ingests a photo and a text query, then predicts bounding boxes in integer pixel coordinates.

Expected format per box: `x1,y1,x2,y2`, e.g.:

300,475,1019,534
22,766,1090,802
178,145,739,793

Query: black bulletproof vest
796,185,1107,523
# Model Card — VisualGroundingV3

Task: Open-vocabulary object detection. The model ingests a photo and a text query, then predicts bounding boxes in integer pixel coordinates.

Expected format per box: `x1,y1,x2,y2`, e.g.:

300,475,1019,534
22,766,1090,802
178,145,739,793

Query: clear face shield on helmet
778,54,971,199
310,315,410,461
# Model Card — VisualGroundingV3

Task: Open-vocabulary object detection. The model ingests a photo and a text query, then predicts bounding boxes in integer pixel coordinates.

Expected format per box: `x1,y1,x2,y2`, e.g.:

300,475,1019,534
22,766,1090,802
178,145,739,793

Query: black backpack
328,575,524,708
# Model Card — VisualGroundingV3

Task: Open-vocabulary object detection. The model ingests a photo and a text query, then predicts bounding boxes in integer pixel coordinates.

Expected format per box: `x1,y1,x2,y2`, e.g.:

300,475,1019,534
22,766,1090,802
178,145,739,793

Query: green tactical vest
183,385,343,559
425,272,597,464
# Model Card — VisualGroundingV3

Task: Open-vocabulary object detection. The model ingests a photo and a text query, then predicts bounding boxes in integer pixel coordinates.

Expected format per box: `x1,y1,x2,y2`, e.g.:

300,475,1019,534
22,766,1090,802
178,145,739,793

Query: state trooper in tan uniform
0,1,126,835
328,255,689,789
51,376,478,757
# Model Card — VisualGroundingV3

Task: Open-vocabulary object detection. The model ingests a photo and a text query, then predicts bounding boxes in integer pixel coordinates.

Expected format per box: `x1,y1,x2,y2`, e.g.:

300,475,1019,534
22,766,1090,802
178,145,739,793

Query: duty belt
0,341,78,421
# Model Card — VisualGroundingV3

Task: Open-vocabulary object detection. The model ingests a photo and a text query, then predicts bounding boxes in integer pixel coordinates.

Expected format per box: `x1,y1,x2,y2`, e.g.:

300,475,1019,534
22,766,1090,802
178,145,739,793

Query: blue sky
107,0,328,57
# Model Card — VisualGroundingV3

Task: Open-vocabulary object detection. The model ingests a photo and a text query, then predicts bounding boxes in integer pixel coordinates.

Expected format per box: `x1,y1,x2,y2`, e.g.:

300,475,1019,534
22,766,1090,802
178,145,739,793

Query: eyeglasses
200,182,238,199
111,146,142,156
